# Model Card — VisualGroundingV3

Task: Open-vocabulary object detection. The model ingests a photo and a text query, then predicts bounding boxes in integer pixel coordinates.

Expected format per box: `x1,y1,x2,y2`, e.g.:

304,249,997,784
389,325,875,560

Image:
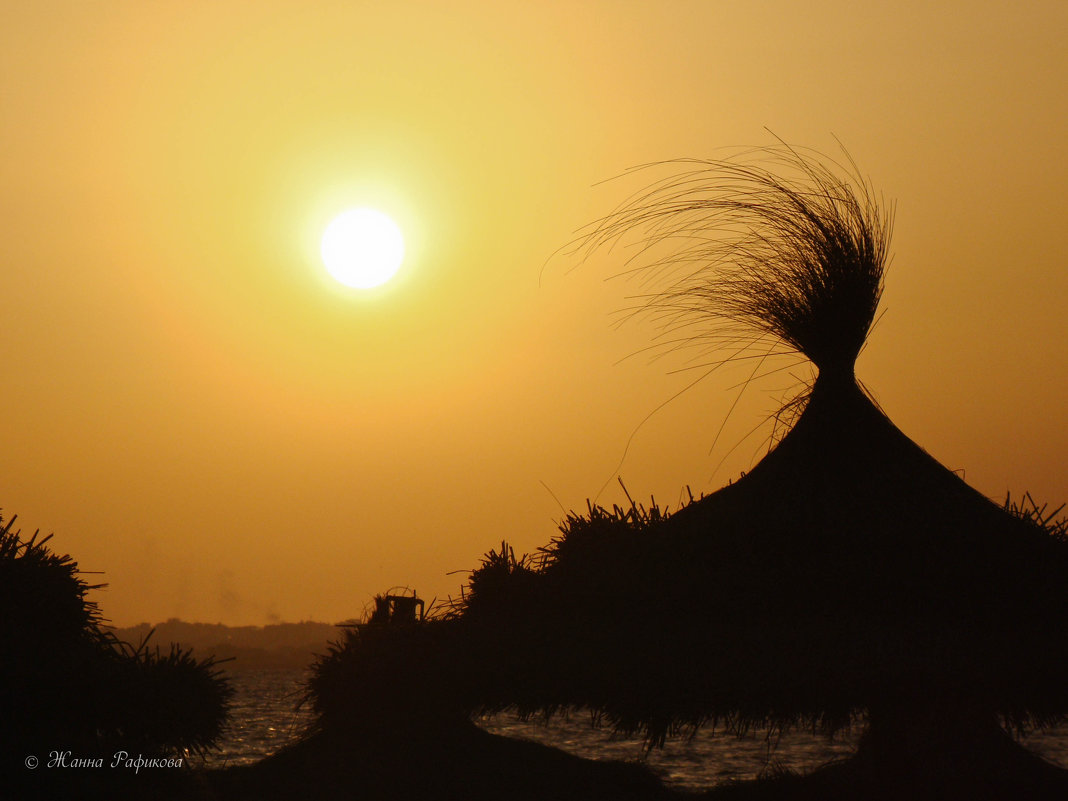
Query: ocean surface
202,668,1068,791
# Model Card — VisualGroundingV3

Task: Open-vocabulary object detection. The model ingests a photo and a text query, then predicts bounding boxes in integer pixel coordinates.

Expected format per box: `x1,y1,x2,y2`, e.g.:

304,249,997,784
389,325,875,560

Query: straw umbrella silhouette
448,145,1068,797
551,149,1068,798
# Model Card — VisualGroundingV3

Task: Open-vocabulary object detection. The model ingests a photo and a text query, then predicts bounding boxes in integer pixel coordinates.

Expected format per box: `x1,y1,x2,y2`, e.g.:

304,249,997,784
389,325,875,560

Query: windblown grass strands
574,145,893,381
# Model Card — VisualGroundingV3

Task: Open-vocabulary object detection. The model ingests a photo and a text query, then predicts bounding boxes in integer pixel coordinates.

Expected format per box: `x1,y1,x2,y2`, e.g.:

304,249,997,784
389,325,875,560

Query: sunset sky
3,1,1065,627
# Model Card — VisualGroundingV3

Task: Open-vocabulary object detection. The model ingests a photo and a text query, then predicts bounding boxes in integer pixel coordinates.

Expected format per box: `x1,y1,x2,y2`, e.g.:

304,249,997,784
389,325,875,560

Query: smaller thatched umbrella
0,512,232,796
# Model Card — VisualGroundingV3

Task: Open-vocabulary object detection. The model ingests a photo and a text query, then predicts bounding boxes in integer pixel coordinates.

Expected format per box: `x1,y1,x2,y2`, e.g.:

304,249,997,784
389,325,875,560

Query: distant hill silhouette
113,619,341,670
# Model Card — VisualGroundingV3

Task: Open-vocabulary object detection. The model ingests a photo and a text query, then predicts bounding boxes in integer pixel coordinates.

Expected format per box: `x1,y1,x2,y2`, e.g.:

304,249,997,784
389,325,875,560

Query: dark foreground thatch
0,513,232,800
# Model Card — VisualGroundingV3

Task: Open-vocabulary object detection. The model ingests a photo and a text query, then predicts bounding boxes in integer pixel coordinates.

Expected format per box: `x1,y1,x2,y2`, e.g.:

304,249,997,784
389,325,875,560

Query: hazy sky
3,1,1065,627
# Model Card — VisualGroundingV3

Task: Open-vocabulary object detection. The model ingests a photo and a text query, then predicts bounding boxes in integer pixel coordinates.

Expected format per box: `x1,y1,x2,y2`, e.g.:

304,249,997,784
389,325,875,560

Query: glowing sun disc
320,208,405,289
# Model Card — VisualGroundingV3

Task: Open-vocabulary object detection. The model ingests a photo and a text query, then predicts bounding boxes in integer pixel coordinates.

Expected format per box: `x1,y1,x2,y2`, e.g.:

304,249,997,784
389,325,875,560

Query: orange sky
3,1,1065,627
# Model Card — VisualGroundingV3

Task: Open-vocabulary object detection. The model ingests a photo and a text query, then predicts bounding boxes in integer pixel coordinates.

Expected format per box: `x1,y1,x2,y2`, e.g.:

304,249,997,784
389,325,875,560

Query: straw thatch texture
438,382,1068,746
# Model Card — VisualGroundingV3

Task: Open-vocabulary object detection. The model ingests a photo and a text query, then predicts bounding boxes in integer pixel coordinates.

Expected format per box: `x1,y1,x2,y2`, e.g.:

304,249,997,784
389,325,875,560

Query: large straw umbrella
454,146,1068,796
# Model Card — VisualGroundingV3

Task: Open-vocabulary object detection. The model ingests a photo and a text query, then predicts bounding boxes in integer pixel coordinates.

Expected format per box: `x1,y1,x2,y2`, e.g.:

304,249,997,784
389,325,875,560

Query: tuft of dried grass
572,142,894,382
0,510,232,761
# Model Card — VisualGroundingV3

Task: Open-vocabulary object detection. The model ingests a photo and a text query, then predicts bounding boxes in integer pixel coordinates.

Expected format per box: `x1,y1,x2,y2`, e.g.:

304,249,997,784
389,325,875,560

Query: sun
320,207,405,289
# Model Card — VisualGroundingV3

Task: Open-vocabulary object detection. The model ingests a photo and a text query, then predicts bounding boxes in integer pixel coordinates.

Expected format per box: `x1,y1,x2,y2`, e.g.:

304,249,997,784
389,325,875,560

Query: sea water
201,669,316,768
203,668,1068,791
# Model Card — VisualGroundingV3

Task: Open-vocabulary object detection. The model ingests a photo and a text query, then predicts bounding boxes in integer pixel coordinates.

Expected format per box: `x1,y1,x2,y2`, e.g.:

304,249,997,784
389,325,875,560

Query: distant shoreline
111,619,343,671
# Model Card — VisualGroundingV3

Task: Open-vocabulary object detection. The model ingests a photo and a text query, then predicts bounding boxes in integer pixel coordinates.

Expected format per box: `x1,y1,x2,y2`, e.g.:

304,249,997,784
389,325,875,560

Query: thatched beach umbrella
450,146,1068,795
0,513,232,797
